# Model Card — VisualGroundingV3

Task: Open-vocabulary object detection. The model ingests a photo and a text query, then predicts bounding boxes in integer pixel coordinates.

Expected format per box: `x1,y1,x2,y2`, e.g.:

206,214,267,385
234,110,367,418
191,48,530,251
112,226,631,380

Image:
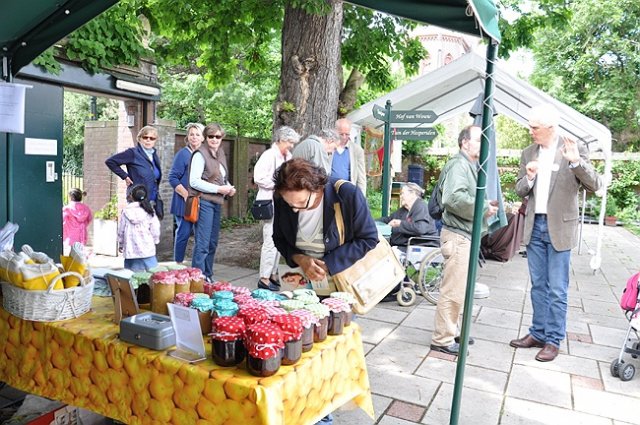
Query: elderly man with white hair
509,104,602,362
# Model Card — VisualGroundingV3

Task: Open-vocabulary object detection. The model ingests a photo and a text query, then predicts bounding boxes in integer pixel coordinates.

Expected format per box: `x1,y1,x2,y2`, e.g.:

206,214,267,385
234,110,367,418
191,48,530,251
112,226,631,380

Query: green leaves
528,0,640,149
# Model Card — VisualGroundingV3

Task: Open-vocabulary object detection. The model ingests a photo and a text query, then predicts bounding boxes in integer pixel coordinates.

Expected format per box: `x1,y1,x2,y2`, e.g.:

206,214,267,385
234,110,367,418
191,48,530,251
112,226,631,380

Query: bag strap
333,180,349,246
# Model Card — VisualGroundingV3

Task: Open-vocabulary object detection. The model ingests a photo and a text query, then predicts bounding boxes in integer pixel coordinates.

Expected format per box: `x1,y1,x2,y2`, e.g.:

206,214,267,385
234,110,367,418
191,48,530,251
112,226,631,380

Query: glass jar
301,326,314,352
212,339,246,367
198,310,212,335
327,311,346,336
247,354,281,377
211,316,246,367
245,323,284,377
314,316,329,342
150,282,175,316
282,338,302,365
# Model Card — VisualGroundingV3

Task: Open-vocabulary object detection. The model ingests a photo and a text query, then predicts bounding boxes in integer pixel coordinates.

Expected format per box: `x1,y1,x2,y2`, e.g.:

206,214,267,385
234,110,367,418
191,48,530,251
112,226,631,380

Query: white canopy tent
348,51,612,272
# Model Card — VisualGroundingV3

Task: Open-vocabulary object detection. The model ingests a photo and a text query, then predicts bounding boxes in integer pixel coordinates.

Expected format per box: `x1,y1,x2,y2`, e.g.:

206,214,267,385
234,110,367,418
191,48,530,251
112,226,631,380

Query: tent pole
449,40,497,425
381,99,392,216
2,55,13,223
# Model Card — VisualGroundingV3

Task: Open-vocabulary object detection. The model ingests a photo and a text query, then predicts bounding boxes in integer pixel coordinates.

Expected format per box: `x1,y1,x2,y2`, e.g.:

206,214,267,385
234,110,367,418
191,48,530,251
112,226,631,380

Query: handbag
154,197,164,221
184,195,200,223
330,180,405,314
251,199,274,220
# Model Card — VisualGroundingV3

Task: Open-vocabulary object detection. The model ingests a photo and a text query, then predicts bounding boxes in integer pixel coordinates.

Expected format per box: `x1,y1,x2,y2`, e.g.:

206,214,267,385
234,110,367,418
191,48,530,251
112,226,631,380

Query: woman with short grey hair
254,126,300,290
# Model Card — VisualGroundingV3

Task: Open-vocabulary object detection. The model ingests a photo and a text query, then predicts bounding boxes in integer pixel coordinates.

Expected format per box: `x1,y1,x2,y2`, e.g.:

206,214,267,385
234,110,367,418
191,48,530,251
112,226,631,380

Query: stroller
610,272,640,381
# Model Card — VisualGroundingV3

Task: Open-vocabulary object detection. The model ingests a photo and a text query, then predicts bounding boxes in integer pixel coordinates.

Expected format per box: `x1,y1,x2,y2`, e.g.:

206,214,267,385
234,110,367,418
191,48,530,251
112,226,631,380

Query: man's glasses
207,134,223,140
140,135,157,140
288,191,313,210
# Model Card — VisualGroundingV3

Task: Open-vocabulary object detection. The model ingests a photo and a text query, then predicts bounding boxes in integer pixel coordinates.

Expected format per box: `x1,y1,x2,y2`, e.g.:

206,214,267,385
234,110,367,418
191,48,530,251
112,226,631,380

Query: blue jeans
315,413,333,424
124,256,158,272
526,214,571,347
192,199,222,280
174,215,194,263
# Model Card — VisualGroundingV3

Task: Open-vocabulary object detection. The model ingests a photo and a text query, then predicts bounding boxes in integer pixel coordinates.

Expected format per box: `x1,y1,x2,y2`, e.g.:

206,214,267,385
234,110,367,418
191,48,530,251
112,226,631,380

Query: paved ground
4,223,640,424
207,223,640,425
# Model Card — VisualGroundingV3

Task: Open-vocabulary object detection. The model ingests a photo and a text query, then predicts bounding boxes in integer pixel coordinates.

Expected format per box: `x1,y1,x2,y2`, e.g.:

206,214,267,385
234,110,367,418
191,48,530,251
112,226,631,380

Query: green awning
1,0,119,77
346,0,501,43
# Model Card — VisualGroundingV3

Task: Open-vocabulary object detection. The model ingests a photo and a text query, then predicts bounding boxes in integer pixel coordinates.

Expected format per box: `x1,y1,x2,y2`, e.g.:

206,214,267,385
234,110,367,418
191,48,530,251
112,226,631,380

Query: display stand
105,273,139,323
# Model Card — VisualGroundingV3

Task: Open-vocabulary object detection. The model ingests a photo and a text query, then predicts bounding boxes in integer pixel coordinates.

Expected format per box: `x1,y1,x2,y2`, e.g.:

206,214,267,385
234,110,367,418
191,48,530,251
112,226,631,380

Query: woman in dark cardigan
105,125,163,217
168,122,204,263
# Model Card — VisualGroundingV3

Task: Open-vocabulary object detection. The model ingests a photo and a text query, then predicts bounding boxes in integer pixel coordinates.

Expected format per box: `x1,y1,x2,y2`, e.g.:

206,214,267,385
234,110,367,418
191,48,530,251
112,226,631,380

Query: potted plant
604,198,618,226
93,196,119,256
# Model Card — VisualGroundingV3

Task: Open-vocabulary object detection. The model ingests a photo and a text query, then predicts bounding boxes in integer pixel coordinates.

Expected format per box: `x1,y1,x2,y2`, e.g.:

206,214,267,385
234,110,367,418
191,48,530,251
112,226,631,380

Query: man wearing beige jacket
510,104,601,362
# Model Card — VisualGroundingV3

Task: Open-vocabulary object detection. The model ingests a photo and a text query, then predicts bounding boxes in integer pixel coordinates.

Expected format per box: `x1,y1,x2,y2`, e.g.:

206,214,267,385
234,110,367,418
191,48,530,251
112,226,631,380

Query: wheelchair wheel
418,248,444,305
397,286,417,307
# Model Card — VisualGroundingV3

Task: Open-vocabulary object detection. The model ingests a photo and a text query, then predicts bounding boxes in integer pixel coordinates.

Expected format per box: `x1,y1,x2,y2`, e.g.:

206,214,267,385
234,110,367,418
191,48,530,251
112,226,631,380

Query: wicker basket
1,271,94,321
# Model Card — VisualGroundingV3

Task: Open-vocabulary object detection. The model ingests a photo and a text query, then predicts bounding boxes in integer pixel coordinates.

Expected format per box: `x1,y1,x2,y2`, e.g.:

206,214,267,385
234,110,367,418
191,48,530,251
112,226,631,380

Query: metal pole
449,41,497,425
3,55,14,222
578,188,586,254
381,100,392,216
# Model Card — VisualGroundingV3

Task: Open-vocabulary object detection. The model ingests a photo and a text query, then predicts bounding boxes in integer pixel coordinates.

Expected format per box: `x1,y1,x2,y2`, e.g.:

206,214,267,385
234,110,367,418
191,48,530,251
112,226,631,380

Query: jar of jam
150,272,177,316
237,306,269,326
191,298,215,334
174,270,191,294
290,309,319,352
213,281,233,292
322,298,351,336
271,315,303,365
303,303,330,343
212,290,234,303
186,267,205,293
245,323,285,377
330,292,356,326
279,299,306,313
211,316,246,367
212,300,239,318
251,288,279,302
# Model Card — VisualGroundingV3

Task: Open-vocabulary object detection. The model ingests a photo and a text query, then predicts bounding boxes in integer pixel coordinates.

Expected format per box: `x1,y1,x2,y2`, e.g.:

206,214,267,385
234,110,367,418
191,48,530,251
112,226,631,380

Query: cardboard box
27,405,78,425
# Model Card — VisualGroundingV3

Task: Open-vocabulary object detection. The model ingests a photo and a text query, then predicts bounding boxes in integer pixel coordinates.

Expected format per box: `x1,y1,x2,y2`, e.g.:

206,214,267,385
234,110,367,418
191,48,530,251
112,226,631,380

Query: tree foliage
35,0,150,74
527,0,640,149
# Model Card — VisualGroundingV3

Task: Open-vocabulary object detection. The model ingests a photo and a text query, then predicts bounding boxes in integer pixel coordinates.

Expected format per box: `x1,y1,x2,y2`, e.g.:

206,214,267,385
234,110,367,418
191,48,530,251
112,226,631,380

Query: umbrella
469,92,508,233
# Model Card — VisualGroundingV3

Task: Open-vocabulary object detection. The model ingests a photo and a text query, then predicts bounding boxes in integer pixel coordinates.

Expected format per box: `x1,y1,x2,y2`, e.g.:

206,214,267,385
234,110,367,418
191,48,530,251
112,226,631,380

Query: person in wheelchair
378,182,438,250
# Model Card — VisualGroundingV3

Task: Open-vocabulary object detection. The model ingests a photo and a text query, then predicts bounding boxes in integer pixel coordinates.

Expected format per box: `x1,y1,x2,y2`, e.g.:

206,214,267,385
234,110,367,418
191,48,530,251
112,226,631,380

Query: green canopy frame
1,1,501,423
346,2,501,424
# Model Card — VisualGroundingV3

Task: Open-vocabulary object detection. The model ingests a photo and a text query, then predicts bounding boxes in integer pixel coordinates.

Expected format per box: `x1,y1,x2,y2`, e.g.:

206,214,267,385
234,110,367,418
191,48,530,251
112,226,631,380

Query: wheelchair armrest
406,236,440,249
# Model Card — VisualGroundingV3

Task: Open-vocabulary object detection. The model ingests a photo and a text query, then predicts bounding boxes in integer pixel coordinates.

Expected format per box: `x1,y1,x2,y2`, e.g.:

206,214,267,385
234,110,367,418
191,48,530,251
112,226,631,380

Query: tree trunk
273,1,343,138
338,68,365,116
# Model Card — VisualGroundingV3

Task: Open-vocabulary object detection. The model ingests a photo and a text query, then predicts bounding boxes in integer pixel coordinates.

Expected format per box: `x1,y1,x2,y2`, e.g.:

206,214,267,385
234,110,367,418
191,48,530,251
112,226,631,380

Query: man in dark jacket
379,182,438,248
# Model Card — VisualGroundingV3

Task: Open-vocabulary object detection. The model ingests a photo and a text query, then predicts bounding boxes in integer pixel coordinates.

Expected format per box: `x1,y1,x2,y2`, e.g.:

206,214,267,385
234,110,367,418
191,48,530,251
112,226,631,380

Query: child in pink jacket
118,184,161,271
62,188,92,252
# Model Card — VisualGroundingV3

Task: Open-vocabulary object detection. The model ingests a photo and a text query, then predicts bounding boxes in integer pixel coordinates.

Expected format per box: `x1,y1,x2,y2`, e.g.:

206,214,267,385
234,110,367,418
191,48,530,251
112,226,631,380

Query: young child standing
118,184,161,271
62,188,93,253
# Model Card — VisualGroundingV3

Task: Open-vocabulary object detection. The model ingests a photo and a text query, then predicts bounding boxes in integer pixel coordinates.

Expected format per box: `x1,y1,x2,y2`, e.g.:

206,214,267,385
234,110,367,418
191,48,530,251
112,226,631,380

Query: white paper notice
0,83,27,134
24,138,57,156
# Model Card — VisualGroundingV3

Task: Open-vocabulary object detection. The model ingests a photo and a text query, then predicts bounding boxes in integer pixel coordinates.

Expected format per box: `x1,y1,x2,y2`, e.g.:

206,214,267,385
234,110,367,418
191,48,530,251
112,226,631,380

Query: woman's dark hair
69,188,86,202
127,184,155,216
273,158,328,195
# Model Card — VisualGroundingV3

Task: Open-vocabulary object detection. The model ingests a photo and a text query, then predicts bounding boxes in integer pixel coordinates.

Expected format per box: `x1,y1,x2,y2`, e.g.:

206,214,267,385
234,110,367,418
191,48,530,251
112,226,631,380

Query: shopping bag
330,180,404,314
184,195,200,223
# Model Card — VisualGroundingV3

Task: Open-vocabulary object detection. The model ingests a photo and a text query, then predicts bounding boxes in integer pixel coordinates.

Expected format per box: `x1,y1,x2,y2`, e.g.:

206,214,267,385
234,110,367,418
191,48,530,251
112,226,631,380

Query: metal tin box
119,312,176,350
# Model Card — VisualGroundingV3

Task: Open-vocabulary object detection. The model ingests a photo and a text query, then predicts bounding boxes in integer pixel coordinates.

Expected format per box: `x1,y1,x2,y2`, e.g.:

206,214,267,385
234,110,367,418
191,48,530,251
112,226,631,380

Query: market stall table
0,297,374,424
